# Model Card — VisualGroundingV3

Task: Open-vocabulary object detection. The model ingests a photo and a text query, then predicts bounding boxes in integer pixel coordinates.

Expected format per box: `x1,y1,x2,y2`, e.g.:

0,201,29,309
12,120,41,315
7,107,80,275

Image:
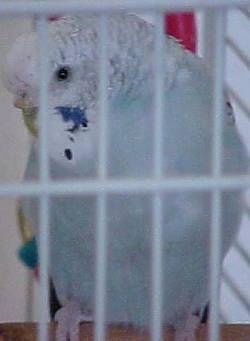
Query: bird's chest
49,192,210,278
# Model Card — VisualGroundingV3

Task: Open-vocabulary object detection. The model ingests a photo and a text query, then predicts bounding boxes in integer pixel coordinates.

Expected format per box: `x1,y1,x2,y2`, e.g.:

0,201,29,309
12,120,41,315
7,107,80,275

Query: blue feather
55,106,88,132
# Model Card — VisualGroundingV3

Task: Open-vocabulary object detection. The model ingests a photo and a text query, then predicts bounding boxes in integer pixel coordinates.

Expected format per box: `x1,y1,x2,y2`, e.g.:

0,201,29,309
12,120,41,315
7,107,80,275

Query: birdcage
0,1,249,341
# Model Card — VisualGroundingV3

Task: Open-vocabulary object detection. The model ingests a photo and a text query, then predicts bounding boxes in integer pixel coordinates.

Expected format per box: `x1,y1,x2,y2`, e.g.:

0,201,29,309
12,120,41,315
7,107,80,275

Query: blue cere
55,106,88,132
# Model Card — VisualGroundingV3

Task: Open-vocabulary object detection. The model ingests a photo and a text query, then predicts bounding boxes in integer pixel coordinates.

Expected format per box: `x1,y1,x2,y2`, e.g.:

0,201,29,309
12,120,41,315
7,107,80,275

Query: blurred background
0,3,249,323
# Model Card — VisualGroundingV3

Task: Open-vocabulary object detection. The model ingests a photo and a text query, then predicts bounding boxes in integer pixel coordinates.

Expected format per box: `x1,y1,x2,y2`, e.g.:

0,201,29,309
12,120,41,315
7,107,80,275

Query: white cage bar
205,9,226,341
151,12,165,341
0,0,250,15
36,15,51,341
1,175,250,197
94,14,109,341
0,1,249,341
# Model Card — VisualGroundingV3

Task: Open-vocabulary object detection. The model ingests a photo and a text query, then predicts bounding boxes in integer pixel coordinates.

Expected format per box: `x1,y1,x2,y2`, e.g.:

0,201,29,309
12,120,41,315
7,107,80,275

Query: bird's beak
14,97,25,109
14,96,38,137
14,96,33,110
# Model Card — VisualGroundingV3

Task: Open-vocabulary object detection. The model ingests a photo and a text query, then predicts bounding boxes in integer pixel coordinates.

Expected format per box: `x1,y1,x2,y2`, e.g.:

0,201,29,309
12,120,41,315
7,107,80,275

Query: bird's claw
175,314,200,341
55,300,93,341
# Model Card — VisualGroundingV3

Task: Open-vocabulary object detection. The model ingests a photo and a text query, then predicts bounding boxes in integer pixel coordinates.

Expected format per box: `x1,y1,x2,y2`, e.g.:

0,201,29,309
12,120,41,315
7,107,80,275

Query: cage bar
0,0,250,17
208,9,226,341
222,271,250,313
234,241,250,266
2,175,250,197
94,14,109,341
151,12,165,341
226,37,250,69
227,87,250,117
36,15,51,341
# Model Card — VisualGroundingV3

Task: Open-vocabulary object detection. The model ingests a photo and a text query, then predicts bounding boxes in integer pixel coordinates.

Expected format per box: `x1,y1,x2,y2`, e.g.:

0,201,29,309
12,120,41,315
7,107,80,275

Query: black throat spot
64,148,73,161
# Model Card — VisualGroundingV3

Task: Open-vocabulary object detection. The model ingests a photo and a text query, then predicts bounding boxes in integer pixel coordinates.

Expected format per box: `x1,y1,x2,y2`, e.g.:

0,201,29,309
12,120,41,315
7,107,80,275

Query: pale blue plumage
3,14,248,340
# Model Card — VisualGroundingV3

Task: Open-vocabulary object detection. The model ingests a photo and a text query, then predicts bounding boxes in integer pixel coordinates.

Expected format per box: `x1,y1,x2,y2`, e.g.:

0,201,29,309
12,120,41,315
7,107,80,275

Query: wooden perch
0,323,249,340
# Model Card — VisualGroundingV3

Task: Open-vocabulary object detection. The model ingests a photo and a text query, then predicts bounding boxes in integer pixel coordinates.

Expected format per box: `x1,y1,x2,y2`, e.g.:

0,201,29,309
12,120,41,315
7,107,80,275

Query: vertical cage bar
210,189,222,341
36,15,50,341
94,13,109,341
37,15,50,182
151,12,164,341
151,194,163,341
95,193,107,341
202,9,217,68
208,9,226,341
38,193,50,341
153,12,165,180
97,14,109,180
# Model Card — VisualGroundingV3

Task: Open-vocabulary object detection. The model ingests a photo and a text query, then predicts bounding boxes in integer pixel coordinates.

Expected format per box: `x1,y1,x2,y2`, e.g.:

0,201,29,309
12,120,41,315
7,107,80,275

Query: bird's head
4,16,98,133
2,16,99,166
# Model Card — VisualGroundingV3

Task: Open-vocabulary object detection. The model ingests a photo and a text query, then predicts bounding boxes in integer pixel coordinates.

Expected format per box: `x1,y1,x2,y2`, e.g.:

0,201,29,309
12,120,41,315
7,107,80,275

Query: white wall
0,17,31,321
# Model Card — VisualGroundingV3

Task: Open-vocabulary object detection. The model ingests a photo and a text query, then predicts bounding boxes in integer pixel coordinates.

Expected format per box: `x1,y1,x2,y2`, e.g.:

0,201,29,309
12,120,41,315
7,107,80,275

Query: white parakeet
3,14,248,341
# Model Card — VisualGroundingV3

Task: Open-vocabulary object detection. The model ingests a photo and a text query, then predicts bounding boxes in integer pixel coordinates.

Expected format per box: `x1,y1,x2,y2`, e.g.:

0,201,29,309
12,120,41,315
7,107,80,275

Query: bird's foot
55,300,93,341
175,314,200,341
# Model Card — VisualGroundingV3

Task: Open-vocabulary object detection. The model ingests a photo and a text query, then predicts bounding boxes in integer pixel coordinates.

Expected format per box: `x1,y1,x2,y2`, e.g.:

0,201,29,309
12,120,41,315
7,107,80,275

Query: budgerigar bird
3,14,248,341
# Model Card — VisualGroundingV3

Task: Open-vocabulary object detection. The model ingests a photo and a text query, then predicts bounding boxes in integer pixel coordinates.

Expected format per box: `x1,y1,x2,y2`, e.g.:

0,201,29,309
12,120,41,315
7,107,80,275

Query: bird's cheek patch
54,106,89,133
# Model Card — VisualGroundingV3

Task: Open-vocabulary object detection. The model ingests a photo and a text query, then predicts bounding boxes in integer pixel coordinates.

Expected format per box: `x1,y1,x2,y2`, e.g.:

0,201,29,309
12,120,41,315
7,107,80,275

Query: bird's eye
55,66,71,81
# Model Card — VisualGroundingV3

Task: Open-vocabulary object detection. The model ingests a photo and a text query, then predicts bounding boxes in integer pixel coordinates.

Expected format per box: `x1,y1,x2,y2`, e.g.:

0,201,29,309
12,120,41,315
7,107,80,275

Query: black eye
56,66,71,81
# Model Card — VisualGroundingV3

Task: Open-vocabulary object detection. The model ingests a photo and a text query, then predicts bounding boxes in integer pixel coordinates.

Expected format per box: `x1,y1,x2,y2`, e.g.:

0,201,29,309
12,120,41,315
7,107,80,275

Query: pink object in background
165,12,197,53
